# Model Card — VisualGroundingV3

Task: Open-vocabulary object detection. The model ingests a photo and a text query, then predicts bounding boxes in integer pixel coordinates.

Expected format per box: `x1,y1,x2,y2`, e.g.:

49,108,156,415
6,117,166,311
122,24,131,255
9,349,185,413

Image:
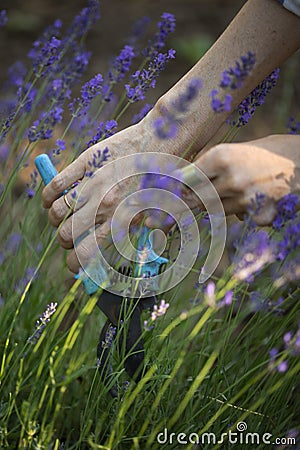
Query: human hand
183,134,300,225
42,122,153,274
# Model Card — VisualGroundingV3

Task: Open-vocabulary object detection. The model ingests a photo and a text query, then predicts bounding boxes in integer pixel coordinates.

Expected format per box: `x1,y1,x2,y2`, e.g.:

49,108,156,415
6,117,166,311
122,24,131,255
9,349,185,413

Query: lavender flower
15,267,38,294
140,172,181,198
144,299,170,330
153,115,178,139
277,360,288,373
48,79,71,103
101,324,116,349
126,16,151,48
269,348,278,360
6,61,27,88
0,251,5,265
25,169,38,198
69,73,104,117
56,139,66,151
218,290,233,308
29,36,62,76
268,324,300,373
142,12,176,58
153,299,170,321
71,190,77,200
132,103,153,124
230,68,280,127
65,49,91,83
152,299,170,320
205,281,216,307
220,51,256,90
0,10,7,27
28,106,64,142
28,17,62,67
66,0,100,39
5,233,23,254
17,83,38,114
233,229,276,282
123,380,130,392
52,139,66,156
108,45,135,84
277,219,300,261
86,120,117,148
28,302,58,344
273,193,299,230
172,78,202,113
0,144,9,162
0,111,16,143
268,348,288,373
287,116,300,134
210,90,233,113
210,52,256,114
85,147,110,177
125,49,176,102
153,78,202,138
248,291,284,315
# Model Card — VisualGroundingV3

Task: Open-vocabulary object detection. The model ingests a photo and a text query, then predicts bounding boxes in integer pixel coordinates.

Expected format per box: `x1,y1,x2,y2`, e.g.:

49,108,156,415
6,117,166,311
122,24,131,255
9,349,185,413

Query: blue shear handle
35,154,59,187
135,227,169,278
35,153,104,295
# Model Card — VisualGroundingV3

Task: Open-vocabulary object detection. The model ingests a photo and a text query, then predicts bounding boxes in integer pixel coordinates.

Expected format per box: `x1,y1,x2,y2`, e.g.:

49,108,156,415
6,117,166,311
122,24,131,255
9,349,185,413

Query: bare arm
142,0,300,159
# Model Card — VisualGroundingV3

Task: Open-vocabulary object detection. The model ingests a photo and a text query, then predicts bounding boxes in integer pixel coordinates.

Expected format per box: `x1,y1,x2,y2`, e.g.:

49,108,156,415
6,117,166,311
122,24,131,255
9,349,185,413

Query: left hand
146,134,300,227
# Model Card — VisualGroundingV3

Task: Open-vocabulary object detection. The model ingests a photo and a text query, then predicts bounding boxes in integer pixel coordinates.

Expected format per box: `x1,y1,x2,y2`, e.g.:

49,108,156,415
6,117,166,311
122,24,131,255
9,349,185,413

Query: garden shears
35,154,168,396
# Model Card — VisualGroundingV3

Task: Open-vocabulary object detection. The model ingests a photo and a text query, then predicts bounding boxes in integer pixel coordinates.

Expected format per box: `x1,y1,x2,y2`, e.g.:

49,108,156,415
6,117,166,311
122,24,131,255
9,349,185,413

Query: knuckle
66,251,78,273
58,224,72,245
215,152,230,169
51,201,64,221
76,240,91,261
101,189,116,208
52,175,64,193
229,175,243,193
77,156,87,174
95,230,108,242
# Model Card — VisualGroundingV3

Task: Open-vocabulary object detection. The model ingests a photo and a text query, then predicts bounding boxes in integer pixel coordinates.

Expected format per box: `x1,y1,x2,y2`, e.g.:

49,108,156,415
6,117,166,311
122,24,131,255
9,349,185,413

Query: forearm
142,0,300,159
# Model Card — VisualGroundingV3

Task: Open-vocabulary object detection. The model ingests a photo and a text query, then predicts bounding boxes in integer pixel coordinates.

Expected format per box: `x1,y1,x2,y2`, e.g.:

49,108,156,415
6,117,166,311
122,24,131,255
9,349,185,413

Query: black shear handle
96,291,156,396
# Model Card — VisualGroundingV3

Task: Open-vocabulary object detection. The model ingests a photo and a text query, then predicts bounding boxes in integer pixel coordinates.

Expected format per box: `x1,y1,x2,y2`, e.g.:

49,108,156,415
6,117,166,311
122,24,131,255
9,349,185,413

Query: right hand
42,122,151,274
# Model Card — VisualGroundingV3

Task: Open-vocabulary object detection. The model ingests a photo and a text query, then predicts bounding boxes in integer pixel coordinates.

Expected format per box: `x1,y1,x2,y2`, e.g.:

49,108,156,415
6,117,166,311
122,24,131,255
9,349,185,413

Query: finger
57,216,73,249
66,221,111,274
48,193,74,227
223,194,277,226
145,211,175,229
57,198,106,249
48,188,87,227
42,157,86,208
195,144,230,179
253,201,277,226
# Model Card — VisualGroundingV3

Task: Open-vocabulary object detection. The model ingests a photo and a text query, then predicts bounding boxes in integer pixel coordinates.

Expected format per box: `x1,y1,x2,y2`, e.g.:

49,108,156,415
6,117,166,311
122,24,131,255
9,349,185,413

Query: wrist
140,96,198,160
